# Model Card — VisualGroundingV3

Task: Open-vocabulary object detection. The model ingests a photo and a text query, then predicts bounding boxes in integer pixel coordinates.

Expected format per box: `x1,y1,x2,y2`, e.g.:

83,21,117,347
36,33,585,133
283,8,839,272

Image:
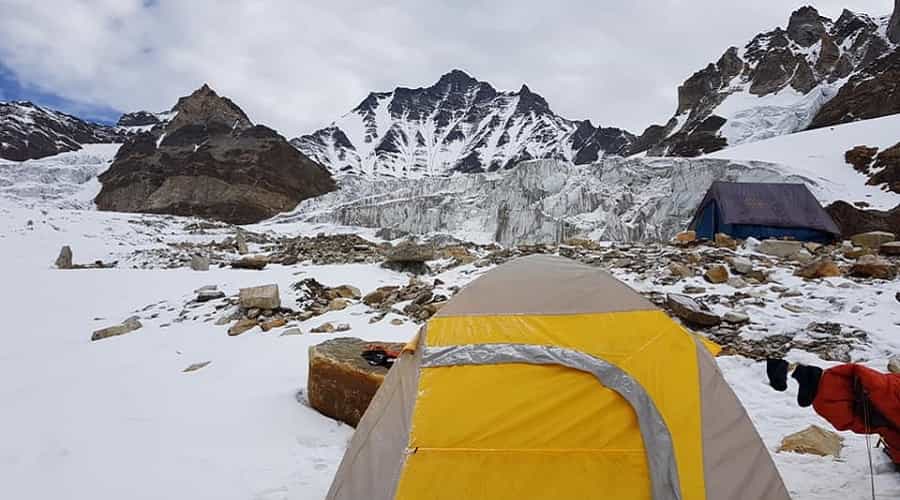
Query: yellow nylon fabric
394,311,706,500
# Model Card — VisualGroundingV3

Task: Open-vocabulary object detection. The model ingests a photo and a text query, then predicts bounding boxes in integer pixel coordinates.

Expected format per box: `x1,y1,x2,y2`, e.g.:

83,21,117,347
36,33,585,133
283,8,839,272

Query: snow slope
707,113,900,209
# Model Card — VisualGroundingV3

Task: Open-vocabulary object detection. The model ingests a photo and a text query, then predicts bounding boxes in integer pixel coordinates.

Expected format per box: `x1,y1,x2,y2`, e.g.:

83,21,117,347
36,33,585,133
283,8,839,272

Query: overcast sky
0,0,893,134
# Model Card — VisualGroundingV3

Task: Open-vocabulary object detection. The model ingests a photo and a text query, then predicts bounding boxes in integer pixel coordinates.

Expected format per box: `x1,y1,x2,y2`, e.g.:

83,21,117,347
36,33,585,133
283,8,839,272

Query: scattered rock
782,303,810,314
795,258,842,279
326,298,349,312
880,241,900,256
666,294,721,327
330,285,362,299
726,277,748,289
794,249,814,263
382,240,435,274
235,230,249,255
390,318,405,326
729,257,754,275
190,254,210,271
215,306,242,325
778,425,843,458
307,337,405,427
335,323,351,332
683,285,707,294
851,231,896,249
183,361,211,373
231,255,268,270
92,316,142,341
714,233,737,249
280,328,303,336
850,255,897,280
674,230,696,244
757,239,803,258
669,262,694,278
196,288,225,302
888,357,900,374
55,245,73,269
228,319,258,336
260,318,287,332
311,322,336,333
704,265,729,284
239,284,281,310
723,312,750,324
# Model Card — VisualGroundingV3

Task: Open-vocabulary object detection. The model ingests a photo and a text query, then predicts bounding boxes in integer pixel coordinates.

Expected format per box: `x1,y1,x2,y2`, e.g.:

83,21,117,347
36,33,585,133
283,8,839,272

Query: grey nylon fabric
688,181,841,235
422,343,682,500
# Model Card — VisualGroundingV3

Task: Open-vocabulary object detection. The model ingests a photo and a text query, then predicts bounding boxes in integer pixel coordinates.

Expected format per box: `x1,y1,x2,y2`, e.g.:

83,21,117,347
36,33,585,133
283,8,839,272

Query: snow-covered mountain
630,6,898,157
0,101,125,161
292,70,634,177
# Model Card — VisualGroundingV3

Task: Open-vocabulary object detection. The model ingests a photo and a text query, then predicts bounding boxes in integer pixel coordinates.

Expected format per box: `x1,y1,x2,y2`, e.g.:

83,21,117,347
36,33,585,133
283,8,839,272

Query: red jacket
813,364,900,463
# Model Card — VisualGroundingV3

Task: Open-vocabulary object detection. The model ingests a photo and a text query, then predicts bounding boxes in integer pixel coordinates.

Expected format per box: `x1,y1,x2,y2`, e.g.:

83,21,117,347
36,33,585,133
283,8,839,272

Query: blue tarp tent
688,182,841,243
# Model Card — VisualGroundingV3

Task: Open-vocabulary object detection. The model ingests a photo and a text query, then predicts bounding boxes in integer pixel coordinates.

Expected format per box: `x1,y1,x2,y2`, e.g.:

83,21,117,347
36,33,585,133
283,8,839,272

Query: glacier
268,157,824,245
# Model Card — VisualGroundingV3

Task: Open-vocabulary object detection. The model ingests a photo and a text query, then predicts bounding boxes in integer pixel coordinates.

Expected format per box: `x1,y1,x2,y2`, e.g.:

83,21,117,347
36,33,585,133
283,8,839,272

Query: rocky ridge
0,101,125,161
630,6,898,157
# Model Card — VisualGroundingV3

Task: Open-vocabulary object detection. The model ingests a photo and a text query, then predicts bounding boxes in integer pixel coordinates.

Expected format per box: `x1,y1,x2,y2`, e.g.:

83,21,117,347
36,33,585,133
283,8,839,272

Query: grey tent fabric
688,181,840,235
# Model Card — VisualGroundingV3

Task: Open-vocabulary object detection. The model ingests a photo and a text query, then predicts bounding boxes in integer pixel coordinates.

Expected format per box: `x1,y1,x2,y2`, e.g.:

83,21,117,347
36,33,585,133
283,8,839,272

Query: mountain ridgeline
292,70,634,177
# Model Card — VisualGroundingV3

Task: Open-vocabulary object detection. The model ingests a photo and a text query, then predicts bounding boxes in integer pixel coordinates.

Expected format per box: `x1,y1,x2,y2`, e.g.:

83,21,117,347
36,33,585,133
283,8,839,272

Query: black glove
792,364,823,408
766,358,789,392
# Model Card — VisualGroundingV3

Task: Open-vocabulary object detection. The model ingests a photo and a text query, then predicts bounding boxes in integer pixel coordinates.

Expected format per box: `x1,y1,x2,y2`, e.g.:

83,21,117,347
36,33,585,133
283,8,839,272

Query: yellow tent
326,255,790,500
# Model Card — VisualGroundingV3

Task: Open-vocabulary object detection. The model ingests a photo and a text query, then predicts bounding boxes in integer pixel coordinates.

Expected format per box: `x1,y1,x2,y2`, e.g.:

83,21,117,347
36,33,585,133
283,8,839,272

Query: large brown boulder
95,85,335,224
307,337,405,427
778,425,843,457
666,294,721,327
850,255,897,280
826,201,900,239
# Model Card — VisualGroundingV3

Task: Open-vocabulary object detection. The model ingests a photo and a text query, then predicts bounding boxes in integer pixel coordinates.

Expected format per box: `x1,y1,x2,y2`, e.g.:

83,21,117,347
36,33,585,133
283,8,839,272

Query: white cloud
0,0,892,135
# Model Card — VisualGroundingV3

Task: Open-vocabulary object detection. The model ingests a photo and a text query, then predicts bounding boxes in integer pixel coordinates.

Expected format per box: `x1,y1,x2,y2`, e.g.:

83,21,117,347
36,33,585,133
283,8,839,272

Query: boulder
92,317,142,341
714,233,737,249
311,322,336,333
666,294,721,327
55,245,73,269
183,361,211,373
669,262,694,279
235,230,249,255
757,239,803,259
851,231,896,249
674,230,696,244
723,311,749,324
383,241,435,274
385,240,435,263
363,286,397,306
888,356,900,375
335,323,352,332
794,249,814,263
307,337,406,427
795,258,842,279
729,257,754,275
826,201,900,239
849,255,897,280
326,298,349,312
330,285,362,299
196,288,225,302
260,318,287,332
704,265,729,284
228,319,257,336
239,284,281,310
94,85,335,224
231,256,268,270
778,425,843,458
190,254,210,271
726,277,748,289
881,241,900,256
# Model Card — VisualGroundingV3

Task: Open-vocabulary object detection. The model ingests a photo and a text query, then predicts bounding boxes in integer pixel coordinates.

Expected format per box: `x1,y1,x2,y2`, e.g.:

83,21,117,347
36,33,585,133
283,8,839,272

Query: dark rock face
825,201,900,238
809,49,900,129
95,85,335,224
891,0,900,43
845,145,879,173
629,6,894,157
294,69,634,175
869,143,900,194
0,101,125,161
117,111,162,128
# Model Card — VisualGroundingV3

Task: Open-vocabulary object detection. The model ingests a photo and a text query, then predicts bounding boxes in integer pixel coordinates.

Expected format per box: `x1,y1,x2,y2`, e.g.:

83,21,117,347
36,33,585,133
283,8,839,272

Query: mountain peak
169,84,252,131
514,83,551,114
787,5,828,46
436,69,477,86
